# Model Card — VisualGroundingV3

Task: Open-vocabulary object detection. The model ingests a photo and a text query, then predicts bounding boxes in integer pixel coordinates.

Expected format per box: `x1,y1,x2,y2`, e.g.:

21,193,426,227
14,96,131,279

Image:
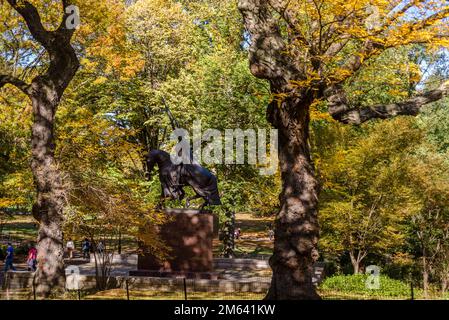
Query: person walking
66,239,75,260
97,241,105,254
234,228,241,240
268,228,274,241
3,243,16,272
82,238,91,259
27,244,37,272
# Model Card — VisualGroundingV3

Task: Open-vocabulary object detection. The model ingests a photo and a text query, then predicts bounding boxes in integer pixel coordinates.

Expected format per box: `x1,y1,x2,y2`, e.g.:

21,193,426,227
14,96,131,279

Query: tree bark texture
265,97,320,300
239,0,320,300
1,0,80,297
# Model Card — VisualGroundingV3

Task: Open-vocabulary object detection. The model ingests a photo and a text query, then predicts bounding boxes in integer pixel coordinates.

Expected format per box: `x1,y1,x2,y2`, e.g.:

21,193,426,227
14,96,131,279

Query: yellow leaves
390,252,415,267
25,0,64,30
408,63,422,83
271,92,289,107
92,77,107,85
388,89,408,98
0,172,34,208
279,0,449,89
68,0,145,79
310,99,334,122
290,71,321,89
311,108,334,122
1,0,143,80
124,0,200,80
0,198,17,208
407,151,449,202
332,68,357,83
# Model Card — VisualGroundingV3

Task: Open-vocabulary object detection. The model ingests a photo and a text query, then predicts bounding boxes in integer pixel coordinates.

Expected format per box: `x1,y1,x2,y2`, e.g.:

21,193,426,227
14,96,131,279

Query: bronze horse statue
146,149,221,209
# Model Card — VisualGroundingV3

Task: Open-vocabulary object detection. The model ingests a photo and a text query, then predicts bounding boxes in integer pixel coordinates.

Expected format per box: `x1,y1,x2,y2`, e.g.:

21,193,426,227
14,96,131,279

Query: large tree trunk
30,81,66,298
265,97,320,300
1,0,79,298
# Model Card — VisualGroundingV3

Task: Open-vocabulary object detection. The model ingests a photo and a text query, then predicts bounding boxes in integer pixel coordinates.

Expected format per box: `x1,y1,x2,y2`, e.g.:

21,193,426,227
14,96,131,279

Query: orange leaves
277,0,449,89
310,99,334,122
72,0,145,79
311,108,334,122
0,0,145,80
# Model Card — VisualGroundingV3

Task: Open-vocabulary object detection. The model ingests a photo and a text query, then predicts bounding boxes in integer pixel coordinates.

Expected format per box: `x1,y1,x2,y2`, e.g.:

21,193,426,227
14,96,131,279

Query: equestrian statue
147,149,221,209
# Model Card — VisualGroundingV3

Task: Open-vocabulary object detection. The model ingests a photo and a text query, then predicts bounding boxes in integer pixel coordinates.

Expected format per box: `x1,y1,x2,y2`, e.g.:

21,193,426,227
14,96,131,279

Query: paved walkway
65,258,134,276
2,253,272,283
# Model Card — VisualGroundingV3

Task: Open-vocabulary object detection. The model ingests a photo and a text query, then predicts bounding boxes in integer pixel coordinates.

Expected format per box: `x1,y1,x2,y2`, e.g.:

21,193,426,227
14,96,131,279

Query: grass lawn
0,288,265,300
83,289,265,300
6,287,444,300
1,215,38,242
232,213,274,257
0,214,139,254
2,212,274,256
0,211,269,252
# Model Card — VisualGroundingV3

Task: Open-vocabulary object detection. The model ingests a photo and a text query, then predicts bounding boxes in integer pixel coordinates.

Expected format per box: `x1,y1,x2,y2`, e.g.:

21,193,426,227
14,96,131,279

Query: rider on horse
146,149,221,209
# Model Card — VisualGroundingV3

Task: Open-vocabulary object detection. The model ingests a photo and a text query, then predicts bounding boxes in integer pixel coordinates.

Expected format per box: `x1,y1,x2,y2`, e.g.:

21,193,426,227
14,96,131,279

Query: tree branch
6,0,80,97
326,82,449,125
6,0,53,48
267,0,309,46
7,0,78,48
0,74,31,95
327,2,449,86
238,0,303,85
56,0,77,41
331,40,385,85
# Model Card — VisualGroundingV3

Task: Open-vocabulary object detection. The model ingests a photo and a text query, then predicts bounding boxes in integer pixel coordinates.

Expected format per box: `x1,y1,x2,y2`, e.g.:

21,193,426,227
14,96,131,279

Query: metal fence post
33,273,36,300
183,278,187,300
126,277,130,300
410,282,414,300
5,272,10,300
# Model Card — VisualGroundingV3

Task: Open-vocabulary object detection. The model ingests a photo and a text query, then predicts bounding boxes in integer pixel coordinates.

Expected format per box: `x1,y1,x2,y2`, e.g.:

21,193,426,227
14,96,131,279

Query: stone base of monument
130,208,219,280
128,270,219,280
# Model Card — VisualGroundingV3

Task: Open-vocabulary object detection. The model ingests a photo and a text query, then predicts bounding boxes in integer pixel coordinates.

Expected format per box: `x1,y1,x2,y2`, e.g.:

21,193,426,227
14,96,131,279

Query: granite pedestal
130,209,219,279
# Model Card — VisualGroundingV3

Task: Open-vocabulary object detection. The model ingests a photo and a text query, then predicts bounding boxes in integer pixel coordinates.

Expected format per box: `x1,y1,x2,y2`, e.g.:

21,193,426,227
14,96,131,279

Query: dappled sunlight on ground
84,289,265,300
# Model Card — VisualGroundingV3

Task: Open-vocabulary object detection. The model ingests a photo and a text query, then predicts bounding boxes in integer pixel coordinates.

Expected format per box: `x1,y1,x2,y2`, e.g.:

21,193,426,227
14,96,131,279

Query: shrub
319,274,418,299
15,244,30,255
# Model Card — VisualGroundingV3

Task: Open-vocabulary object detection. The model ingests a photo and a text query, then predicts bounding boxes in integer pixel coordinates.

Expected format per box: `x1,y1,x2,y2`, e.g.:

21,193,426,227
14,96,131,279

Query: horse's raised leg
156,195,169,210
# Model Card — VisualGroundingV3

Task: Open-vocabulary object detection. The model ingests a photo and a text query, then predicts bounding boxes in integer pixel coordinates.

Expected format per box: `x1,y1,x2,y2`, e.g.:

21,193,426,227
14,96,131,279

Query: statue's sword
162,97,180,131
161,97,194,167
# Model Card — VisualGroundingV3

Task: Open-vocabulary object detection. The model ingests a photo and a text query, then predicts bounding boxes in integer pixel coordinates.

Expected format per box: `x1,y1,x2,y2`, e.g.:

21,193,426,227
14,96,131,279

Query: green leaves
320,274,418,299
316,118,425,266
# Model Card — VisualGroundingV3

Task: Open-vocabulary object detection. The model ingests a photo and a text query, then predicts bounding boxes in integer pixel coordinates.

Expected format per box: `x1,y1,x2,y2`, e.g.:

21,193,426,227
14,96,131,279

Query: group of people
3,238,106,272
66,238,105,260
3,242,37,272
